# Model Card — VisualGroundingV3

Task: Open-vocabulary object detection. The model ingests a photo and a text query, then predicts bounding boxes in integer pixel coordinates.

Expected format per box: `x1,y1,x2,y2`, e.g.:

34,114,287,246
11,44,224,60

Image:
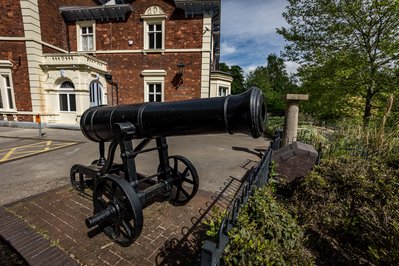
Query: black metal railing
271,129,282,151
200,146,273,266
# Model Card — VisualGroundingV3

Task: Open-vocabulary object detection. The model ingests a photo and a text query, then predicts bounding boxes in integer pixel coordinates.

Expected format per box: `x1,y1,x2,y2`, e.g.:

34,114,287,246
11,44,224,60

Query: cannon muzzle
80,87,266,142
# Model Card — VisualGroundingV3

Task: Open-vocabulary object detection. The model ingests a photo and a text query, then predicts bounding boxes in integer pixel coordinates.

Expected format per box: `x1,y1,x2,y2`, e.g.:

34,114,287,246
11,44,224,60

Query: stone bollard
282,94,309,146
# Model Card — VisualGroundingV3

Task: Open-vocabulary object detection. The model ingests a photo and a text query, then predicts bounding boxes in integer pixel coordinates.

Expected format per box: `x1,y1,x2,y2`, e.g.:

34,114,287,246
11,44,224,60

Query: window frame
141,70,166,102
76,20,96,52
0,66,16,112
147,22,163,49
141,6,166,52
147,82,163,102
218,86,229,97
59,81,77,112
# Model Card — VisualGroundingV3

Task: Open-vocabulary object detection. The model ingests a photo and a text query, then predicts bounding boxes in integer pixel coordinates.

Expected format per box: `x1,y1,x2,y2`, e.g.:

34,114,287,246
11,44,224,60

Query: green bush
222,186,313,265
264,116,284,138
278,157,399,265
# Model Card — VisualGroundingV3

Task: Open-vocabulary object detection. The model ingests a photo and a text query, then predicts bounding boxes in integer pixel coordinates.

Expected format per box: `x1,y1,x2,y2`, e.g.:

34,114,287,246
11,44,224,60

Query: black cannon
70,87,266,246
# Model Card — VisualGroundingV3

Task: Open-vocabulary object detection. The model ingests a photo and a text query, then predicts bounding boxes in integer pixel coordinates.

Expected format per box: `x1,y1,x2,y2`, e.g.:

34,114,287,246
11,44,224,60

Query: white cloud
220,0,289,70
220,42,237,55
243,65,258,76
221,0,288,38
285,61,300,75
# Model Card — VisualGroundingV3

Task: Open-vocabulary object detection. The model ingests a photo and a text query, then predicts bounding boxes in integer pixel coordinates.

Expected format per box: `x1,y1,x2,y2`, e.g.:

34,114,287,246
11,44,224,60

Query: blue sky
220,0,298,75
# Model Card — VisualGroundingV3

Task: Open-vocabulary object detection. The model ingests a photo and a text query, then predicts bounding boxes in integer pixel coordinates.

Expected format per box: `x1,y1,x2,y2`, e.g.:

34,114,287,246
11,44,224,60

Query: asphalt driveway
0,127,267,205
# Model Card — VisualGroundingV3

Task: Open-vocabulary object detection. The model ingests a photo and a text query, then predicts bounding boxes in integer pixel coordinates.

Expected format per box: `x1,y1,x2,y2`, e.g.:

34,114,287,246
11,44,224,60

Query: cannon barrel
80,87,266,142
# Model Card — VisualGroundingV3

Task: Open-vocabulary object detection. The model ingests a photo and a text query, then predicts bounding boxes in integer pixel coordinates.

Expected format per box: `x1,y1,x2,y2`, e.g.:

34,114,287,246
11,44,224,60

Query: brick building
0,0,232,126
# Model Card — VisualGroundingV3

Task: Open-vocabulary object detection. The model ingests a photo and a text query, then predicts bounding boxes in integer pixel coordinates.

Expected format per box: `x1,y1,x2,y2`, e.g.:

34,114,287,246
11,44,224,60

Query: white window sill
142,49,165,55
0,110,17,114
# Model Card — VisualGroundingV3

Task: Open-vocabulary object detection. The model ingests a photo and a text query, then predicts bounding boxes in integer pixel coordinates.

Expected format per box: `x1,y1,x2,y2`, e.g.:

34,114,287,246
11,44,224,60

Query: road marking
0,141,48,152
0,148,16,162
0,140,78,164
45,140,52,151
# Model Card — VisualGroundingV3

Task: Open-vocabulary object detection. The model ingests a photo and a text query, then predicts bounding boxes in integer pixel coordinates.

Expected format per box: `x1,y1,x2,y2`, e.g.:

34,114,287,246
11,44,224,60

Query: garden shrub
279,157,399,265
222,186,313,265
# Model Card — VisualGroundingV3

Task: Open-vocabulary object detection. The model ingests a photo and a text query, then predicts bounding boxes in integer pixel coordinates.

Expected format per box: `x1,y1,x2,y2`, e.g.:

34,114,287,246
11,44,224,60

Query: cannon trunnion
70,87,266,247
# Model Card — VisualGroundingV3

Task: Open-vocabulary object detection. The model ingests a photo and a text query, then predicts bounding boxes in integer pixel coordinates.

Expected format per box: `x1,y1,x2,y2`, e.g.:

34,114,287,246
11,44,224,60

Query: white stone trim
0,37,68,53
0,67,17,112
141,70,167,76
95,48,203,54
41,53,107,73
76,20,96,52
0,60,13,69
200,15,212,98
143,6,166,16
210,72,233,98
141,6,166,50
0,37,203,54
142,71,165,102
21,0,44,114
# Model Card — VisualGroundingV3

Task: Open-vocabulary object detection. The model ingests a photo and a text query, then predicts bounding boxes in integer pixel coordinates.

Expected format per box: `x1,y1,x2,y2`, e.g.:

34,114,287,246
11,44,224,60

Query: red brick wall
0,0,24,37
2,0,205,111
63,0,204,103
86,1,202,51
39,0,98,51
38,0,68,51
42,45,63,54
0,41,32,112
98,52,201,104
17,114,34,122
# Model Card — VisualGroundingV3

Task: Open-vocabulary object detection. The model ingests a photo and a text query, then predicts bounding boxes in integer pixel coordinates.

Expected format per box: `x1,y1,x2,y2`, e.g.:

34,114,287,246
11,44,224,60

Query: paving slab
0,126,266,264
2,174,246,265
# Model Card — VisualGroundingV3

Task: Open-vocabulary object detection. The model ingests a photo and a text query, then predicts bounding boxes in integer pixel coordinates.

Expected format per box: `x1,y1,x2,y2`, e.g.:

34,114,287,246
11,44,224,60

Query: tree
278,0,399,126
218,63,246,94
246,54,296,115
266,54,290,93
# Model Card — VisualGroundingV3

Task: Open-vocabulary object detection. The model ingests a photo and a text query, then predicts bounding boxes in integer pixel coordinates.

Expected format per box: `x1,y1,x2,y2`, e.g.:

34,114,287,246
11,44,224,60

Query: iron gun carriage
70,87,266,246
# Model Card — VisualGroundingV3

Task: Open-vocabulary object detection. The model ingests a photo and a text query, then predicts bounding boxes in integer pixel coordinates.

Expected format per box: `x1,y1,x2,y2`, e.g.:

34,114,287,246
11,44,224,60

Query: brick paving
0,206,78,265
0,171,251,265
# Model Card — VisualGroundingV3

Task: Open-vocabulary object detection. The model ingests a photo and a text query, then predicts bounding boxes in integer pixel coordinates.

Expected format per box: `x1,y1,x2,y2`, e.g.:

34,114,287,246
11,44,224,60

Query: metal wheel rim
93,175,143,246
168,155,199,205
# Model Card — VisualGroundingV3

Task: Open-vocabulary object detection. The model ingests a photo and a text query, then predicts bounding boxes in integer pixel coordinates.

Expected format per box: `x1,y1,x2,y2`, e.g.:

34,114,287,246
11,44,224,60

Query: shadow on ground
154,170,255,265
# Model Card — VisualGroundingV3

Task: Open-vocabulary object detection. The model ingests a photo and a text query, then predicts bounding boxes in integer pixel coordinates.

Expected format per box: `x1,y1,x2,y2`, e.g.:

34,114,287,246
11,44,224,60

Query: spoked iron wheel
91,175,143,246
167,155,199,205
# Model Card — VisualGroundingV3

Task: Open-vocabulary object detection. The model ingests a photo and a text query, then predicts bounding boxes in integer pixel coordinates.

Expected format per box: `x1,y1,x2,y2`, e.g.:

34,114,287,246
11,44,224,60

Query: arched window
59,80,76,112
89,81,103,107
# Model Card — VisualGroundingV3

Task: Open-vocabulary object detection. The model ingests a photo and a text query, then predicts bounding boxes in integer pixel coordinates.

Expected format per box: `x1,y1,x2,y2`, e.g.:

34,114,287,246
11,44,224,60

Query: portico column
282,94,309,146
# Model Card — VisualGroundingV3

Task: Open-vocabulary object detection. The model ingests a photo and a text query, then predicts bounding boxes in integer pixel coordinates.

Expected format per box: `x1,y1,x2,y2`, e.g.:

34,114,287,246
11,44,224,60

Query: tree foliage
278,0,399,125
246,54,297,115
219,63,246,95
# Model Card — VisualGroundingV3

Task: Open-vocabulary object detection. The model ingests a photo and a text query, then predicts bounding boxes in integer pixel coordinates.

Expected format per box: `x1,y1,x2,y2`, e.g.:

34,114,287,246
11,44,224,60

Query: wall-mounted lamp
104,72,119,105
177,62,185,76
128,40,133,46
104,72,113,82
